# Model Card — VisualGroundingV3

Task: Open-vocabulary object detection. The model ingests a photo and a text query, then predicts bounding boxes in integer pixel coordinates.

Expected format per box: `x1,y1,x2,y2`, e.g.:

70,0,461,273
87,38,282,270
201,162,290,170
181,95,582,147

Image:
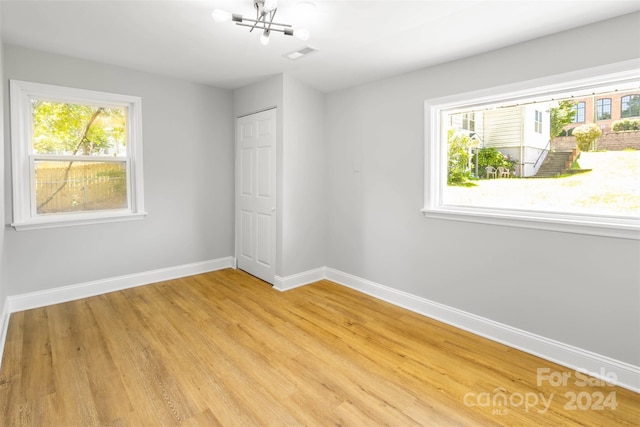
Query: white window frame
10,80,146,230
423,60,640,240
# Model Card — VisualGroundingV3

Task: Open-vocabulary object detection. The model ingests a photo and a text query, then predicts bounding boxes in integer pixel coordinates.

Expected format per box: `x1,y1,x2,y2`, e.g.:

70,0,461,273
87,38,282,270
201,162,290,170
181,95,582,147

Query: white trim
11,211,148,231
424,60,640,240
8,257,235,313
421,208,640,240
273,267,326,291
323,267,640,393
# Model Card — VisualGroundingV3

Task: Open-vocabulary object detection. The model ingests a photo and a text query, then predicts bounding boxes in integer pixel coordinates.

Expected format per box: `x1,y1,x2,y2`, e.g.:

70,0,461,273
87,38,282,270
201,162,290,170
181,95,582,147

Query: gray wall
3,45,235,295
0,10,6,313
281,75,325,276
233,75,285,275
324,13,640,365
233,74,326,277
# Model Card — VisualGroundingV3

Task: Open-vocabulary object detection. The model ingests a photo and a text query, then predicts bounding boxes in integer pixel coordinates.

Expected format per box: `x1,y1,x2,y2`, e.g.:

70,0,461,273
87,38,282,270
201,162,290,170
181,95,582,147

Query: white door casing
236,109,276,284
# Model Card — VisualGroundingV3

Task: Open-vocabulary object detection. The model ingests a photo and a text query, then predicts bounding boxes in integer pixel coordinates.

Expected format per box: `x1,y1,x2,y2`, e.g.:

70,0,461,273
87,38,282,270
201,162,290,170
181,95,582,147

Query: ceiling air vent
284,46,317,60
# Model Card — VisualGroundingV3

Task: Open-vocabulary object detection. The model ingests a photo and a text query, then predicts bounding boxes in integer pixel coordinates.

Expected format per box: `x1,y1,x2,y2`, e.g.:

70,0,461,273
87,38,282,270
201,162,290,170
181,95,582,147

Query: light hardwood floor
1,268,638,426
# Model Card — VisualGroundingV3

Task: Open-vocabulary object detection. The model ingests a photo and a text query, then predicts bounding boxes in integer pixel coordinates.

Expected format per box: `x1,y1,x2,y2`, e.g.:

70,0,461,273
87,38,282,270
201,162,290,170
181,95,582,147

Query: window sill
421,206,640,240
11,211,148,231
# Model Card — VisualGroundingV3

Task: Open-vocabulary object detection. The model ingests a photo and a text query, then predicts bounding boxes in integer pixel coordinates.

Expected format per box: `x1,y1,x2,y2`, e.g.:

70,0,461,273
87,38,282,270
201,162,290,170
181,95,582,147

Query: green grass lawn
445,151,640,217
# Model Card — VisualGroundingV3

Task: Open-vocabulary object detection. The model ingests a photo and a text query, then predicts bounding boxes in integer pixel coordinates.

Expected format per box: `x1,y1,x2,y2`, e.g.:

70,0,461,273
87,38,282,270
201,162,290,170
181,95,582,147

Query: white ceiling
2,0,639,93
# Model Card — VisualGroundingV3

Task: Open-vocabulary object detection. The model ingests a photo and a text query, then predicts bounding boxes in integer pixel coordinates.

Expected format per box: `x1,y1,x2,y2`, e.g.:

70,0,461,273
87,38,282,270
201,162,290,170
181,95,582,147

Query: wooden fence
35,161,127,214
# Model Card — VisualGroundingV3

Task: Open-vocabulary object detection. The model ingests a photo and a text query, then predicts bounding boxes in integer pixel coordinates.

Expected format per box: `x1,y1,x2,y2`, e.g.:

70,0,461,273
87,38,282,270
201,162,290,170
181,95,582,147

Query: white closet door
236,109,276,283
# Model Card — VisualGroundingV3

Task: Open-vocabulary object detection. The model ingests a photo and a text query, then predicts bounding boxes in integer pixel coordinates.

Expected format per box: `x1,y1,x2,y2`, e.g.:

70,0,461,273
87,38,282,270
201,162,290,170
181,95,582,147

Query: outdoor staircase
534,150,578,178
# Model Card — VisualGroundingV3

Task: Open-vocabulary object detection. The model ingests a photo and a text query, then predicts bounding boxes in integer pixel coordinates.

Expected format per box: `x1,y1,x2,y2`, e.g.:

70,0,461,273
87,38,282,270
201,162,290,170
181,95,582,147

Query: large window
423,62,640,239
10,80,146,230
621,94,640,118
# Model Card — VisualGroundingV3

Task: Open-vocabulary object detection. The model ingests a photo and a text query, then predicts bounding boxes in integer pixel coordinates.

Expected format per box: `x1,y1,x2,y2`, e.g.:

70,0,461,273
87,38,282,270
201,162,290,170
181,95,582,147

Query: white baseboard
2,261,638,393
8,257,236,313
323,267,640,393
273,267,326,291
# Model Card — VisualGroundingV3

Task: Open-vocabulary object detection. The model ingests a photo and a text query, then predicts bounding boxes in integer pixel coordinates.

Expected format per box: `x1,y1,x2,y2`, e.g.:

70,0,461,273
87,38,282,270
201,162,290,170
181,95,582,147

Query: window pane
573,102,586,123
31,100,128,156
34,161,128,214
621,94,640,118
597,98,611,120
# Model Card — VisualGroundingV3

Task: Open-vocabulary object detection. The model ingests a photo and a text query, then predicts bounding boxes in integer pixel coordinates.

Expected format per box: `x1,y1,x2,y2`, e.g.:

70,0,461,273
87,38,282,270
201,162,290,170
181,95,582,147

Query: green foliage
573,123,602,151
558,127,575,137
472,147,517,178
447,129,473,184
32,100,126,155
612,118,640,132
550,100,576,138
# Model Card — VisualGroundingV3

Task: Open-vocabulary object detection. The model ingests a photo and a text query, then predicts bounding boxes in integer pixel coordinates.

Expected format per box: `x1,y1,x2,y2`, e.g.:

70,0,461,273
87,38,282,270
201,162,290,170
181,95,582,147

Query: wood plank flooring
1,268,638,426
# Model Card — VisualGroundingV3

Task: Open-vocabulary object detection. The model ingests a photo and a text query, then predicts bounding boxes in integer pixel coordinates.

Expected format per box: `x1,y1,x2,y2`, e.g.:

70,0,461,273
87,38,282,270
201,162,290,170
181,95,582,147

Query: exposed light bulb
264,0,278,13
211,9,232,22
260,30,271,46
293,28,310,41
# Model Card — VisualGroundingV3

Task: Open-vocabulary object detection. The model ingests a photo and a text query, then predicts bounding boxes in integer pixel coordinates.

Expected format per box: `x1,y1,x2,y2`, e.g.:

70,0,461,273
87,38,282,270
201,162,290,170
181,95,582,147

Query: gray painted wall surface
281,75,325,276
324,13,640,365
233,75,285,275
3,45,235,295
0,13,6,312
233,74,326,277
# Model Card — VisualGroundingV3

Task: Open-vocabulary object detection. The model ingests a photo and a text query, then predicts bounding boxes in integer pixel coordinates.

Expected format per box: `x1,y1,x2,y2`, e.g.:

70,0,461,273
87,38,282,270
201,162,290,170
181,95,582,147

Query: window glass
573,101,586,123
597,98,612,120
34,160,128,215
621,94,640,118
32,100,128,156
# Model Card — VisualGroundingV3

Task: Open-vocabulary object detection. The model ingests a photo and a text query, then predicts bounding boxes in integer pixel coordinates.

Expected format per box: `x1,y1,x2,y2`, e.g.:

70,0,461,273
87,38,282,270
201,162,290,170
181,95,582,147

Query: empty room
0,0,639,425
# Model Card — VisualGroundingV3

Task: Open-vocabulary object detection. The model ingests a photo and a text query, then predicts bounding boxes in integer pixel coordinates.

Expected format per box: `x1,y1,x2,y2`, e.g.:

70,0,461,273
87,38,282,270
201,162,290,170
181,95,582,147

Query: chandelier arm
264,9,276,32
236,22,290,33
235,17,292,28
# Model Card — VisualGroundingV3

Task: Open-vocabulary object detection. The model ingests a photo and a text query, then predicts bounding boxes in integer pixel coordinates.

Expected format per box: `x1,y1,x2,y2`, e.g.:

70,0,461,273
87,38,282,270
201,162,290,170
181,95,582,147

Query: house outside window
573,101,586,123
621,94,640,118
9,80,146,230
597,98,612,120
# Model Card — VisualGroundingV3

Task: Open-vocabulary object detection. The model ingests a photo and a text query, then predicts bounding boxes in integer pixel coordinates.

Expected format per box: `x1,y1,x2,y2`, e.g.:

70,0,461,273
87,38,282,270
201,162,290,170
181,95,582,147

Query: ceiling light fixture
212,0,310,45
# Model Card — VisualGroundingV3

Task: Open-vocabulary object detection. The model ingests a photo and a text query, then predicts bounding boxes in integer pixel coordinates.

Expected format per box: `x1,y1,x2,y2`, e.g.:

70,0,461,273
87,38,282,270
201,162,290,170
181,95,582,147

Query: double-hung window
423,61,640,240
10,80,146,230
